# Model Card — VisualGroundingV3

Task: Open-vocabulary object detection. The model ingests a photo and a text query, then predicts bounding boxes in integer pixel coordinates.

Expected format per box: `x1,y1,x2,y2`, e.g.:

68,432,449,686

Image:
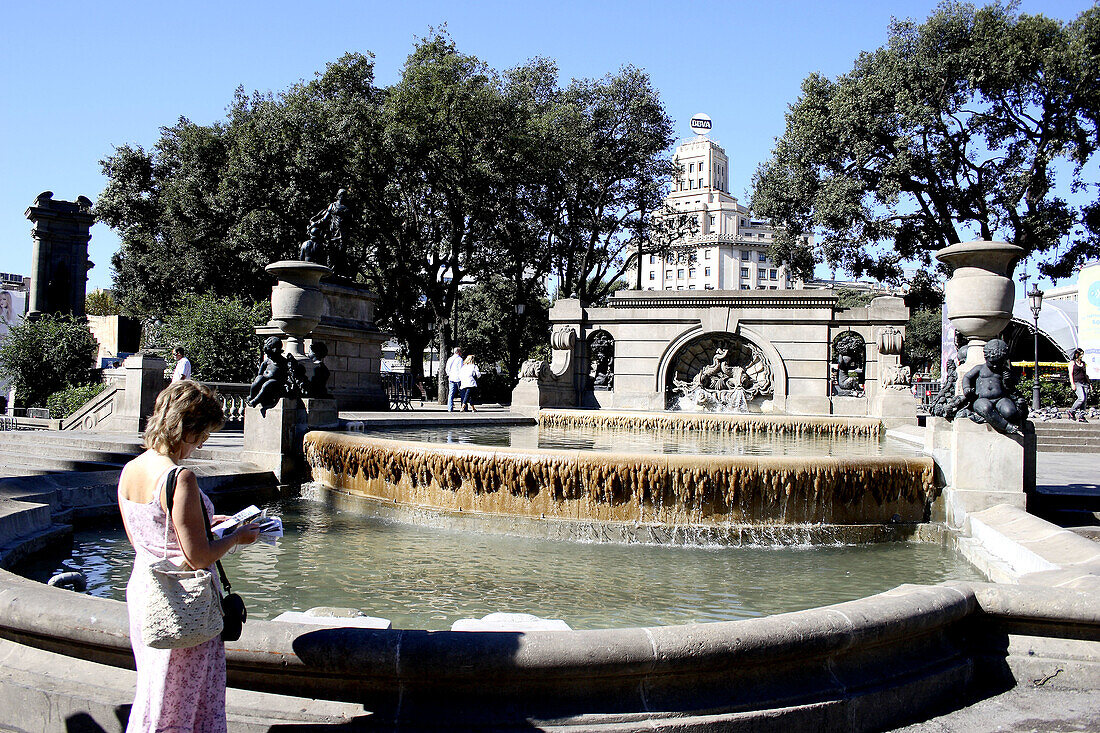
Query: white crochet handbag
139,467,223,649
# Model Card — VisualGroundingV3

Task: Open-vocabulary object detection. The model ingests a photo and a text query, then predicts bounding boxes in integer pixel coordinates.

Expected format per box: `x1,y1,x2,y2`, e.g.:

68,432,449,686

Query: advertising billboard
1078,261,1100,379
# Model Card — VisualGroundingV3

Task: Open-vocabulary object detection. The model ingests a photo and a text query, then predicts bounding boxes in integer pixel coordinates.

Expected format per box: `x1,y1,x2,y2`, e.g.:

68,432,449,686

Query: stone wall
516,290,914,418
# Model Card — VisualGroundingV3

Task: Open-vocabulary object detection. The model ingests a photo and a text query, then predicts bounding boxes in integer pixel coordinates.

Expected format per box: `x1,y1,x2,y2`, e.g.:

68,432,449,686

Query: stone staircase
0,430,278,534
1033,420,1100,453
0,431,141,477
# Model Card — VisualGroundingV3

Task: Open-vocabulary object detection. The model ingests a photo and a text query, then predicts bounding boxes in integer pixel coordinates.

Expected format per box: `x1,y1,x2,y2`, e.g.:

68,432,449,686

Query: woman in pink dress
118,381,260,732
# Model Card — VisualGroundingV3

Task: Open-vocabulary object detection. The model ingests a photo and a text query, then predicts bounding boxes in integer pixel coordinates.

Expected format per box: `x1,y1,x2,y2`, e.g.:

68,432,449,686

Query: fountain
0,240,1096,731
304,411,936,541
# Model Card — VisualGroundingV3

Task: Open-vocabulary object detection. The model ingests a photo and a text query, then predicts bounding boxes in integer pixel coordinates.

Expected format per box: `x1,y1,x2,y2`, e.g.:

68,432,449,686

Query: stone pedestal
830,395,867,417
257,280,387,410
511,379,575,416
241,397,338,483
112,353,166,432
870,390,918,427
937,418,1036,529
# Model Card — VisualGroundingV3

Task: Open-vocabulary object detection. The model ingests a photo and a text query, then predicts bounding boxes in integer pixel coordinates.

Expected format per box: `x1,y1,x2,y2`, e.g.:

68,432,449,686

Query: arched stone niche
662,331,777,412
586,330,615,390
831,330,867,397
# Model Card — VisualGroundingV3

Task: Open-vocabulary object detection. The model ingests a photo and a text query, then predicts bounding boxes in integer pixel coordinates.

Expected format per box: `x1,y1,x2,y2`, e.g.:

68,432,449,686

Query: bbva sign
690,113,712,133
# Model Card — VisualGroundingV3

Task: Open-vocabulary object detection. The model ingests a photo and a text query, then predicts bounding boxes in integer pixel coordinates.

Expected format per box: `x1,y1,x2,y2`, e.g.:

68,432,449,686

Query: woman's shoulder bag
138,467,223,649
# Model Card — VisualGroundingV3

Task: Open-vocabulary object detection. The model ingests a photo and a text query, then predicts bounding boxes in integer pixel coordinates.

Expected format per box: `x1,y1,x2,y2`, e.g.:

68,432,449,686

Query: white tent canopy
1011,298,1078,359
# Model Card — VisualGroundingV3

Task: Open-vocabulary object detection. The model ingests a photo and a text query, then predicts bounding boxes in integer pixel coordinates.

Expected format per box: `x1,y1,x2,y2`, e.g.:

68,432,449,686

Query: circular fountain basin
17,496,982,629
305,410,938,543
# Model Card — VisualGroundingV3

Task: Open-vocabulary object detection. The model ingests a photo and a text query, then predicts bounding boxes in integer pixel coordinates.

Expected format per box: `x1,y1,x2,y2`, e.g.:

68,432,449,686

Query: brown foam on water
305,417,934,526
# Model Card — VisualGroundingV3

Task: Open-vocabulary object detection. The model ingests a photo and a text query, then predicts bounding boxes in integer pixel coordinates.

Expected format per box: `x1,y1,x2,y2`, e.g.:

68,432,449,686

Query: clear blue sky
0,0,1091,295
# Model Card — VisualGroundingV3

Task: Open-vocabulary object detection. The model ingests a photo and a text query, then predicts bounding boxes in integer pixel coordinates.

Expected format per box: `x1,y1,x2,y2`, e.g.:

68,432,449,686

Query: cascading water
304,411,936,542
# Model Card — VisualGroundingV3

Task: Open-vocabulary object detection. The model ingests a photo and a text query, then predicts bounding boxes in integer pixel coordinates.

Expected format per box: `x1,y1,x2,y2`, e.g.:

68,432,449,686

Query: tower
25,191,95,319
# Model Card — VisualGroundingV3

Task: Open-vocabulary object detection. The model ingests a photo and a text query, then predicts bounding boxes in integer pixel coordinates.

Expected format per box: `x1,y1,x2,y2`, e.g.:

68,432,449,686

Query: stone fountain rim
934,239,1025,262
265,260,334,276
306,430,931,469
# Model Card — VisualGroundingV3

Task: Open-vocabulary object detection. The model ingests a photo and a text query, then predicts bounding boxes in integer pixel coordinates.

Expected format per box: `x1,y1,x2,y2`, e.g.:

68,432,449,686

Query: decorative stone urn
265,260,333,357
935,240,1023,379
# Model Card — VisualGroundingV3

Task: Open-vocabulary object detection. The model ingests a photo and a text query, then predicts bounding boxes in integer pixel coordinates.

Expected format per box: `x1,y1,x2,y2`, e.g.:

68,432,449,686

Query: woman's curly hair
144,381,225,456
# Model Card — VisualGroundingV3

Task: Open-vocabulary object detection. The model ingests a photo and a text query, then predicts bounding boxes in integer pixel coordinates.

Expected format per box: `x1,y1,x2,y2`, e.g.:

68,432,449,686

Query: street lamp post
1028,283,1044,412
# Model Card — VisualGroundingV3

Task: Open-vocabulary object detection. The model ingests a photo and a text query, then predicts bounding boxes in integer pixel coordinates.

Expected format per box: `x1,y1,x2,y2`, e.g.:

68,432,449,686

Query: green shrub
161,293,268,383
1015,377,1090,408
0,313,99,407
47,383,107,419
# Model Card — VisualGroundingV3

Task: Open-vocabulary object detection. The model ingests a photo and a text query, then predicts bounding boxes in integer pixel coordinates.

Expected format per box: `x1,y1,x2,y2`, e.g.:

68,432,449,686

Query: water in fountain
17,495,983,630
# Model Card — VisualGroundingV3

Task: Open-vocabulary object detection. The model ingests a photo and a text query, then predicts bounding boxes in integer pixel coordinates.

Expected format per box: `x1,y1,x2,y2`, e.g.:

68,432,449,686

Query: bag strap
165,467,233,595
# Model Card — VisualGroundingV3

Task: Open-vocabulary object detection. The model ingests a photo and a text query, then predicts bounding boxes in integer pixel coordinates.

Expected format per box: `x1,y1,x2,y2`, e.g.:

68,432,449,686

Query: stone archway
664,332,775,411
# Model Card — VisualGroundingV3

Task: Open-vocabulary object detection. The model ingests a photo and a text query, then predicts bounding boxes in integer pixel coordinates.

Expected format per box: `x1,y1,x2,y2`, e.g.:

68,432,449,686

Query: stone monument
243,256,343,482
931,240,1036,525
24,192,95,319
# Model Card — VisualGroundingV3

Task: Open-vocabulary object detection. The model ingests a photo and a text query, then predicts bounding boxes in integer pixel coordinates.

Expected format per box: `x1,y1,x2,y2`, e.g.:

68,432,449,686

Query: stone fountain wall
303,423,936,529
512,290,914,420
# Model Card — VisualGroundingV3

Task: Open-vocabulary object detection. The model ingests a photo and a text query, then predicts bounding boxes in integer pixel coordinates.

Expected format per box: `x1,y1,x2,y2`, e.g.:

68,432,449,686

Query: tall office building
642,121,809,291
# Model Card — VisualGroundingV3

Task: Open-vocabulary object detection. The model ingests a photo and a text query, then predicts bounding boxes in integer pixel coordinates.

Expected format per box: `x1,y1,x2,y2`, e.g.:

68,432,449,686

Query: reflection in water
19,498,983,630
363,424,922,457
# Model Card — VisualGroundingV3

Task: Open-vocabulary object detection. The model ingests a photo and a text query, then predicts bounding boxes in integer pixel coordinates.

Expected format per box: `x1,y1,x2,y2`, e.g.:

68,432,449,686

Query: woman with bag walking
117,380,260,732
1068,348,1090,422
459,353,482,412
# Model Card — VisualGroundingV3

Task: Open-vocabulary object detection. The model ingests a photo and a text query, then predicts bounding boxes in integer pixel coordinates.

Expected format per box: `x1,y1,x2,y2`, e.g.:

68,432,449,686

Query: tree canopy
752,2,1100,283
97,33,679,388
0,314,99,408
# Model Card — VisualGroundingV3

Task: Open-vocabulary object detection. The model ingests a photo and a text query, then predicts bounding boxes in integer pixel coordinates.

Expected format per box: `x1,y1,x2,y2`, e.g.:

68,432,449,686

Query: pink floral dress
119,466,227,733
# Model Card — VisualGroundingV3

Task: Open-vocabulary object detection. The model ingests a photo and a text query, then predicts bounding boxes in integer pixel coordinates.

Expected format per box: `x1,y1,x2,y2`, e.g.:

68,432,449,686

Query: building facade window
770,269,777,279
649,271,656,280
741,267,749,277
688,268,695,277
689,163,695,173
677,269,685,278
704,267,711,276
697,178,703,188
665,270,672,278
649,254,656,264
704,249,712,259
758,252,767,262
741,251,750,261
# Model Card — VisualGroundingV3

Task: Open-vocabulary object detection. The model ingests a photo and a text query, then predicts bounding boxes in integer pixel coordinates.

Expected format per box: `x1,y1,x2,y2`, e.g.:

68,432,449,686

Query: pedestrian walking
459,354,481,412
445,347,464,412
1068,348,1090,422
171,347,192,383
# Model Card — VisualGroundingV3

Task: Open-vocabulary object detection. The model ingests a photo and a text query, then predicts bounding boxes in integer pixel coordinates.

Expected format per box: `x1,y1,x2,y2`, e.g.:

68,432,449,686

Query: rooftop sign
690,113,712,134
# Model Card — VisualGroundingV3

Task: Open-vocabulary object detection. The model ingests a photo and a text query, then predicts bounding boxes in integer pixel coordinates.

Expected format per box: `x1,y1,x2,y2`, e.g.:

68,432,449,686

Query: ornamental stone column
24,192,95,319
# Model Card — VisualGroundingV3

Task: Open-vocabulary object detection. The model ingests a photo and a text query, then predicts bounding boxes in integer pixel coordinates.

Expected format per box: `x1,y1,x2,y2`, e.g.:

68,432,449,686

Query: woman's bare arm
169,469,259,569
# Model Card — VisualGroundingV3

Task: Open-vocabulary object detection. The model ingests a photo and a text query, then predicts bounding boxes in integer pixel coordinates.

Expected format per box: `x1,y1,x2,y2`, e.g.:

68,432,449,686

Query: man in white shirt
445,347,464,412
171,347,192,382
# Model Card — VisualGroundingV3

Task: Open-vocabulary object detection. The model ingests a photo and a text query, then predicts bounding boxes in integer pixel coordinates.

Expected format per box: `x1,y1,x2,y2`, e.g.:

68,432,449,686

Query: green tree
752,2,1100,283
85,289,120,316
97,53,383,318
546,67,684,304
904,306,943,373
455,276,550,382
0,314,99,407
161,293,268,383
363,32,508,399
834,287,877,309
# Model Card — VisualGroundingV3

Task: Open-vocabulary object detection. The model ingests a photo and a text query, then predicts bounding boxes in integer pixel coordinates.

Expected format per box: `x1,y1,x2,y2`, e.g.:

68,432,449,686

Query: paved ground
892,685,1100,732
